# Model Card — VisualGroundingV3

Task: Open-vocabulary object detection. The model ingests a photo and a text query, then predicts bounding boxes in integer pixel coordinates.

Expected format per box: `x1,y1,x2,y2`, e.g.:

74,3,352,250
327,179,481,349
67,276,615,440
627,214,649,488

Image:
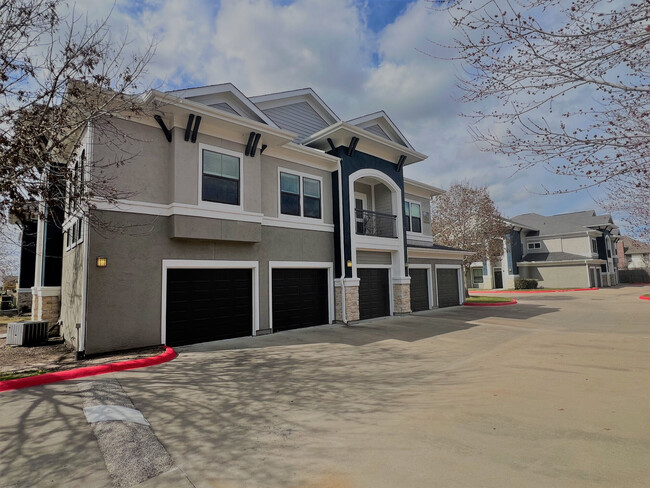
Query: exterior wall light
346,260,353,267
96,257,108,268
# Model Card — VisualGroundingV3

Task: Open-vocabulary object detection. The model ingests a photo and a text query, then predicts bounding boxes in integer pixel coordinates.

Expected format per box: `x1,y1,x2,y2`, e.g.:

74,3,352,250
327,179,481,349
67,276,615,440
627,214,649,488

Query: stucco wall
60,243,85,349
84,210,334,355
408,257,464,307
519,264,589,288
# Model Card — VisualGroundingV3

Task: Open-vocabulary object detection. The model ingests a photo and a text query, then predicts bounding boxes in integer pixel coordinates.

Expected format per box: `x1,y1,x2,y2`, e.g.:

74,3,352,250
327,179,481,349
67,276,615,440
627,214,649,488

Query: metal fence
355,209,397,238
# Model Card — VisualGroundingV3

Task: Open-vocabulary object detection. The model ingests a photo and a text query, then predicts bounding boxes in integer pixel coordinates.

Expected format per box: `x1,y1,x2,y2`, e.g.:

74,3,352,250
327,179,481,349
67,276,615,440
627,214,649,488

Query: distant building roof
521,252,593,262
620,236,650,254
509,210,618,237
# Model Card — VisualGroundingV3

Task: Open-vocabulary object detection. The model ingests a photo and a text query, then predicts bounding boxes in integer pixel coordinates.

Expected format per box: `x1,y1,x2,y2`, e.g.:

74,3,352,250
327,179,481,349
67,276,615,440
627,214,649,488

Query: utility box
6,321,49,346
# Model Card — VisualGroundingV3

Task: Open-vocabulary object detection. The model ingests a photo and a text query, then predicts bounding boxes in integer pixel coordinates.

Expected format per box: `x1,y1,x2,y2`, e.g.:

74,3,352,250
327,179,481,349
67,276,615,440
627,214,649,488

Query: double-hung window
472,268,483,284
527,242,541,250
202,148,240,206
280,171,321,219
404,201,422,233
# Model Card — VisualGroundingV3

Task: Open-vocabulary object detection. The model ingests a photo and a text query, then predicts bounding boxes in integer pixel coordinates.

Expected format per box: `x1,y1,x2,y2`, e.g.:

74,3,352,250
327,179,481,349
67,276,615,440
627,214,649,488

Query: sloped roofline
249,87,340,124
346,110,414,150
165,83,279,128
404,178,444,197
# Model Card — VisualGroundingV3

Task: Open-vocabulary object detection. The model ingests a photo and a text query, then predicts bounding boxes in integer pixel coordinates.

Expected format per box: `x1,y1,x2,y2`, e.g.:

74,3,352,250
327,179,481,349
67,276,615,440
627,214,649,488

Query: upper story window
527,242,541,250
280,171,322,219
202,148,240,206
472,267,483,284
591,238,598,253
404,201,421,233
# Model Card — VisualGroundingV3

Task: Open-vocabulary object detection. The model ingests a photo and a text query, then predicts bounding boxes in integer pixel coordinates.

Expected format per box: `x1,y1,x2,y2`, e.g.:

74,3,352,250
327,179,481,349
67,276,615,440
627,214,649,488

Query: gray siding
210,102,239,115
353,182,373,210
374,184,392,215
365,124,391,140
84,210,335,355
263,102,329,141
357,251,392,265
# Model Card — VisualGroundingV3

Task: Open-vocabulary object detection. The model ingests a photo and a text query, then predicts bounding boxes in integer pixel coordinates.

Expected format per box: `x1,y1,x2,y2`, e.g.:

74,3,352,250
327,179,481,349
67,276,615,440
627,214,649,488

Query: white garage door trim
268,261,334,331
161,259,260,344
434,264,464,307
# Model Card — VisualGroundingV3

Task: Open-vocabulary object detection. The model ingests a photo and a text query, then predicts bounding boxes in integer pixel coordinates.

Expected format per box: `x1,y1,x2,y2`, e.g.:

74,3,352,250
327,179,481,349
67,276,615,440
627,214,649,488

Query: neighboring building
470,211,619,289
1,275,18,292
16,83,471,356
617,236,650,270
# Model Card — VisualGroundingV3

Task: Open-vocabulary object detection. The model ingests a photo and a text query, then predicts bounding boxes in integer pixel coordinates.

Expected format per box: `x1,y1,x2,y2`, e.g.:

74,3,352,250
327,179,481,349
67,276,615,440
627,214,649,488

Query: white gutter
79,122,93,356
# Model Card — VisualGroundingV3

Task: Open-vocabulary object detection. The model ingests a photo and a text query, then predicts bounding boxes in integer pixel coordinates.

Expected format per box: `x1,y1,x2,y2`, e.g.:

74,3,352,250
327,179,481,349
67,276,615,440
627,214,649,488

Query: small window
404,201,421,233
527,242,541,250
202,149,240,205
279,171,321,219
472,268,483,284
591,239,598,253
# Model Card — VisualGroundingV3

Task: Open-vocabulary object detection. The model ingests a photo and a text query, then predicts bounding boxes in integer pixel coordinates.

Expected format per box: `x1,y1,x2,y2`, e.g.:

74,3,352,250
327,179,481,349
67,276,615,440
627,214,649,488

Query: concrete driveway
1,286,649,487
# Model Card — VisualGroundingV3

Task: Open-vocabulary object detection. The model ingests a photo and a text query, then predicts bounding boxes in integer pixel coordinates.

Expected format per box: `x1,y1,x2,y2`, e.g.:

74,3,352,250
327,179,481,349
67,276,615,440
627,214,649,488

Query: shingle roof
621,236,650,254
509,210,617,237
521,252,592,262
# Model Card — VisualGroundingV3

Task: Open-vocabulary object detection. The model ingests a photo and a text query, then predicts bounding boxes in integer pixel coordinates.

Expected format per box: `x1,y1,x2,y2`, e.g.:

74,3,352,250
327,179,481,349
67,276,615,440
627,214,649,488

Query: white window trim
434,264,464,307
64,216,84,252
277,166,324,223
268,261,334,331
160,260,260,344
527,241,541,250
354,192,368,211
408,263,433,310
471,266,484,285
198,143,245,212
404,199,422,234
591,238,598,254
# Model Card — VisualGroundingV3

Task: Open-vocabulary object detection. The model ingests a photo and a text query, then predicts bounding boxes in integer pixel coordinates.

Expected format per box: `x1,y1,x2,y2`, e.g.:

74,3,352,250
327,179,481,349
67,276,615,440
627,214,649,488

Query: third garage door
410,268,429,312
272,268,329,331
358,268,390,320
436,268,460,308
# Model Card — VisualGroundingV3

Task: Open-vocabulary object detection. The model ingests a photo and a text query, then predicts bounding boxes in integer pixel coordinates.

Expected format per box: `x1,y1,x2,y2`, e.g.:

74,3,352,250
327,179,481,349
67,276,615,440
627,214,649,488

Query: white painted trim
17,288,32,293
345,111,414,150
160,260,260,344
277,166,325,224
408,263,434,310
406,233,434,244
404,198,422,234
433,264,464,307
354,192,368,211
356,264,392,268
527,241,541,250
262,143,339,171
408,247,471,259
198,143,245,213
268,261,334,331
403,178,444,198
261,217,334,232
31,286,61,297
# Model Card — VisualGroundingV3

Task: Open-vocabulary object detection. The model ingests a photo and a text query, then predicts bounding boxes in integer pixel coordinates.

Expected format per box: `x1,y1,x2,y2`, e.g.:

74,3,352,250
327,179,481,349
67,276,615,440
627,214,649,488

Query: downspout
337,158,347,324
77,122,93,359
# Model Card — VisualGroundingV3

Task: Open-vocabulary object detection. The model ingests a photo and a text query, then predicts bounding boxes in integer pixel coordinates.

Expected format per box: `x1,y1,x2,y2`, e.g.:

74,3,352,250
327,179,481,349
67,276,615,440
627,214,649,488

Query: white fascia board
263,142,340,171
147,91,296,143
408,247,473,259
517,259,607,267
346,111,414,151
163,84,279,128
303,122,427,165
404,178,445,198
250,88,340,123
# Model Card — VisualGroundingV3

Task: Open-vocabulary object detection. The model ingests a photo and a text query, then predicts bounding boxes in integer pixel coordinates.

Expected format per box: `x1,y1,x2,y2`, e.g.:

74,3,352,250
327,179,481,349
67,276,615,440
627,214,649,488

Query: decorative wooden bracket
154,115,172,143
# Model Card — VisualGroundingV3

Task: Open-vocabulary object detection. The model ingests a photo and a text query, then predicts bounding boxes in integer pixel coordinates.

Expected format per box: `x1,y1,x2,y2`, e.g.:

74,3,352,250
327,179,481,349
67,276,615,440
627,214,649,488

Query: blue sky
76,0,615,226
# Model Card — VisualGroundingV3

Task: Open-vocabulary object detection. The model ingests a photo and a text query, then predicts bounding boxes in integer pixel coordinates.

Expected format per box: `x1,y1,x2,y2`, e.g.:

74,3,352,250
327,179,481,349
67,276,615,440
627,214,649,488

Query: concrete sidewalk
1,285,648,487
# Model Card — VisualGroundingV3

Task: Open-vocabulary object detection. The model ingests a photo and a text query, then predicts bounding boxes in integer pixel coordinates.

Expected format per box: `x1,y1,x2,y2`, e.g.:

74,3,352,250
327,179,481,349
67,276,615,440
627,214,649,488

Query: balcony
355,209,397,238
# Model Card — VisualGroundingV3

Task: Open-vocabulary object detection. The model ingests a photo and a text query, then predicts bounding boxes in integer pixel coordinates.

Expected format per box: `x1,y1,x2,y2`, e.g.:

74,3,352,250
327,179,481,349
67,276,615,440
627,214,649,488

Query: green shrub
514,279,538,290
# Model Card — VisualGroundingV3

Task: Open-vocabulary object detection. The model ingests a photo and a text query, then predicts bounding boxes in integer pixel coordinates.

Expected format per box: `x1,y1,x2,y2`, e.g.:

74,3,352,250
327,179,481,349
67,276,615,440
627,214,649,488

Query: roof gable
346,111,414,150
250,88,339,126
166,83,278,127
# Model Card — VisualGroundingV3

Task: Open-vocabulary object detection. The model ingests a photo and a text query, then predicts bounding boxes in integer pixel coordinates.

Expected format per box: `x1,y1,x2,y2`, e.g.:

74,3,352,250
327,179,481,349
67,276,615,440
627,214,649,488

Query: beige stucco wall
519,264,589,288
60,243,85,349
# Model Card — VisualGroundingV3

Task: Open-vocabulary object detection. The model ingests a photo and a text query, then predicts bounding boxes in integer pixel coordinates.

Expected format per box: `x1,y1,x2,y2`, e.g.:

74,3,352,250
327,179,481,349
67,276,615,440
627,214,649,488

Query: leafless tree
0,221,20,281
433,0,649,236
431,182,508,285
0,0,154,226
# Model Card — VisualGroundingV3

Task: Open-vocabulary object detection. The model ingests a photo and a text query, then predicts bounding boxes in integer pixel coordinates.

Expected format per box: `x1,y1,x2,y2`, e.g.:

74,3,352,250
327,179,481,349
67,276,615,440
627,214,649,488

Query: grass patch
466,296,514,304
642,294,650,298
0,369,49,381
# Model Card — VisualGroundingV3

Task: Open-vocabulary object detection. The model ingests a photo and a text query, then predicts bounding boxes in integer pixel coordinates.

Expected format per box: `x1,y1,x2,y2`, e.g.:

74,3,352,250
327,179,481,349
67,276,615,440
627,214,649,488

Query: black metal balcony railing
355,209,397,238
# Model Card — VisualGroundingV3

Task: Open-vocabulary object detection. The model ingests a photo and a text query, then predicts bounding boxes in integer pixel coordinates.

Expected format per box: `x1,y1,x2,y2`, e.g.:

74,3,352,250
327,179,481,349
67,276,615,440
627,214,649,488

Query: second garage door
166,268,253,346
410,268,430,312
272,268,329,331
358,268,390,320
436,268,460,308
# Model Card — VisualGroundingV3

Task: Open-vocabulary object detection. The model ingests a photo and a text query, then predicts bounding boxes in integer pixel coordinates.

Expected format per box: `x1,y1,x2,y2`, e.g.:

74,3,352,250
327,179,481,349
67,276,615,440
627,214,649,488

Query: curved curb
469,288,598,294
640,295,650,301
0,346,177,393
464,299,517,307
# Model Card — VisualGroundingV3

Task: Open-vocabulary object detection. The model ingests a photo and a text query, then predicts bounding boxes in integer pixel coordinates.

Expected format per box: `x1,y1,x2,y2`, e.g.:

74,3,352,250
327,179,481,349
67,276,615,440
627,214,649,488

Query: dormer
250,88,340,142
347,111,414,150
166,83,278,127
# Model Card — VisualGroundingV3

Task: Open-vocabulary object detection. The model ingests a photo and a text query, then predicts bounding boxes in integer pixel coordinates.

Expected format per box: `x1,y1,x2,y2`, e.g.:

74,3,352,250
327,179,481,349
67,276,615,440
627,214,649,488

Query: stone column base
335,279,360,322
393,283,411,314
31,287,61,323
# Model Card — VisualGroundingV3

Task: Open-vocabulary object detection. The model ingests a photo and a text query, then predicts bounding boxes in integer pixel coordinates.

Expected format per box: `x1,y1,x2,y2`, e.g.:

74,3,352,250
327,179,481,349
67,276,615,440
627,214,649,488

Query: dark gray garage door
410,268,429,312
436,268,460,308
166,268,252,346
272,268,329,331
358,268,390,320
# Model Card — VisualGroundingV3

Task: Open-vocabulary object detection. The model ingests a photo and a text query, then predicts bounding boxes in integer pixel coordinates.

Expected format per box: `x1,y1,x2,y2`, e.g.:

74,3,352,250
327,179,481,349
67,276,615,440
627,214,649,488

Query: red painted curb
469,288,598,294
640,295,650,301
0,346,177,393
464,299,517,307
